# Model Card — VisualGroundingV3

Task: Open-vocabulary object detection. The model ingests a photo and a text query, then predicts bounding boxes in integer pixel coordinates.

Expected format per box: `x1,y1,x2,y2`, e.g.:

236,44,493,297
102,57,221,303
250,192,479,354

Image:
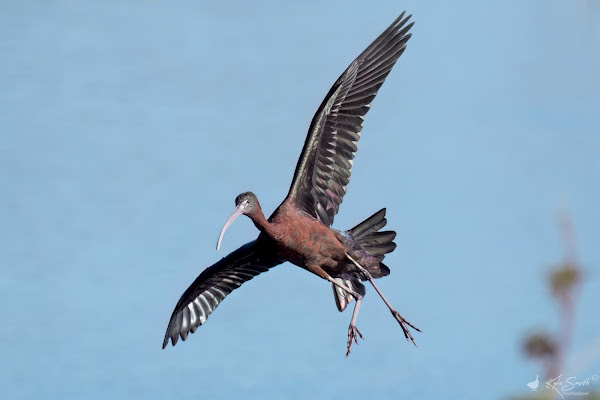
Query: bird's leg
346,254,421,346
346,296,363,358
321,271,366,356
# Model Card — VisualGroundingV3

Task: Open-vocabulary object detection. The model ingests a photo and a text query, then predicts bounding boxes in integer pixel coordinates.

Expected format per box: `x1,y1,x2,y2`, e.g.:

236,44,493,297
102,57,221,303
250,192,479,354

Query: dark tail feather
349,208,397,263
349,209,388,238
379,262,391,276
363,240,397,258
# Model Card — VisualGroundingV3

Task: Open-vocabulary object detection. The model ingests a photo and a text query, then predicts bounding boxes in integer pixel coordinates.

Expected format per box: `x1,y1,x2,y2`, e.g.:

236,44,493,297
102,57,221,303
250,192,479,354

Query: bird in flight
163,12,419,357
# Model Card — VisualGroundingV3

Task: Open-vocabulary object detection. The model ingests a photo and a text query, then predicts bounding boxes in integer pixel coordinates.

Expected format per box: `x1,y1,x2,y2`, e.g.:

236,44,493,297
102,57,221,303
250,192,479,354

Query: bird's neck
247,206,275,236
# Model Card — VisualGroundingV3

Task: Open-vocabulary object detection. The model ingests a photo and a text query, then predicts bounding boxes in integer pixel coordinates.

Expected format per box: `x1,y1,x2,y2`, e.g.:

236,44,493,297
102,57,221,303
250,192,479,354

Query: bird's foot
391,310,421,346
346,324,364,358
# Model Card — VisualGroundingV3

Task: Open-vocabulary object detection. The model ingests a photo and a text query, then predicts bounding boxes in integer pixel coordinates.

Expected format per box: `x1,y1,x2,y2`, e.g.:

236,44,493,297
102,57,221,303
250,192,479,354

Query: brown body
250,200,354,280
274,201,352,278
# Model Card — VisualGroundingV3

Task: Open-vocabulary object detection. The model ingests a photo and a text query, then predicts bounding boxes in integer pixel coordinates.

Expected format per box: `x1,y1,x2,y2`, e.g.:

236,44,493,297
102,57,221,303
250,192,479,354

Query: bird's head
216,192,259,251
234,191,259,214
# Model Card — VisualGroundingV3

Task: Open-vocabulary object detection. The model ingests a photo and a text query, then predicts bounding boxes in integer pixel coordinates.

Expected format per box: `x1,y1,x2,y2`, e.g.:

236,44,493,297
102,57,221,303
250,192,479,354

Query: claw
392,310,420,347
346,325,364,358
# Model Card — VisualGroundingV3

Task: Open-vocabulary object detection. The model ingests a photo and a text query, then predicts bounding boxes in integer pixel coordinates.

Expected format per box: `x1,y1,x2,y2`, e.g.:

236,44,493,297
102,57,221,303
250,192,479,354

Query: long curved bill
216,205,244,251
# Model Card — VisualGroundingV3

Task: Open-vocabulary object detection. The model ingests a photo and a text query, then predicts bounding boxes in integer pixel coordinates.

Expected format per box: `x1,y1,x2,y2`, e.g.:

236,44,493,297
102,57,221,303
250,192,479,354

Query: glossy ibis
163,12,419,357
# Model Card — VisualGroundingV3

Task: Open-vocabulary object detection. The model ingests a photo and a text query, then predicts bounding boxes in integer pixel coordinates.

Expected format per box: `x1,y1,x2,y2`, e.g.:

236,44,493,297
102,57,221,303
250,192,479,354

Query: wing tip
162,323,171,349
162,332,172,349
396,11,406,24
396,14,414,38
162,318,180,349
395,11,413,28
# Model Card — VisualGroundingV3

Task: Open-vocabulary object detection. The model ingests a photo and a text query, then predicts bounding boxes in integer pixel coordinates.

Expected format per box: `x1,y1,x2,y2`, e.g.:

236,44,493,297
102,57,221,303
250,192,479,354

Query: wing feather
286,13,414,225
162,240,283,348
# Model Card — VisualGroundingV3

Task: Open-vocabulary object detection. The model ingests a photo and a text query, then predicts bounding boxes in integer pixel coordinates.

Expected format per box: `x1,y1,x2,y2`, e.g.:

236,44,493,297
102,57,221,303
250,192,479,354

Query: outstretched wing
286,13,413,226
162,239,283,348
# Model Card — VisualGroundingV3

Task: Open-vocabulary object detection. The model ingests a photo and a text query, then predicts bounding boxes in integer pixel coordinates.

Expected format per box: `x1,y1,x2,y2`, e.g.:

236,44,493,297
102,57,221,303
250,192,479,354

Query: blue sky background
1,1,599,399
